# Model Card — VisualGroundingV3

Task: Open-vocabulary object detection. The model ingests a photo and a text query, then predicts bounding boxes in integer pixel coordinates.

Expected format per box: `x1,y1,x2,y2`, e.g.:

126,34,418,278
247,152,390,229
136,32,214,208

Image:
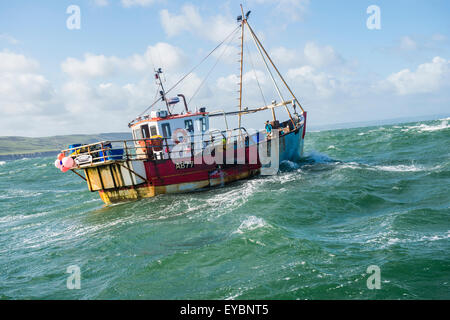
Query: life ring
172,128,189,145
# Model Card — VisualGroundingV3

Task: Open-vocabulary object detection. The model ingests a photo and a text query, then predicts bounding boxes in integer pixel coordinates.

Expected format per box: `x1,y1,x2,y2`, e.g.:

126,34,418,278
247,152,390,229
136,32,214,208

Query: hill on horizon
0,132,132,156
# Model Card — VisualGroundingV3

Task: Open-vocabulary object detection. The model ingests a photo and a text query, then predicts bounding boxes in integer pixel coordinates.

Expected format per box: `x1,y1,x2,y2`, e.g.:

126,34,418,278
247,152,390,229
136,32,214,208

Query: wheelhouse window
133,128,143,140
149,125,157,136
161,123,171,138
185,119,194,133
141,124,150,138
201,117,207,132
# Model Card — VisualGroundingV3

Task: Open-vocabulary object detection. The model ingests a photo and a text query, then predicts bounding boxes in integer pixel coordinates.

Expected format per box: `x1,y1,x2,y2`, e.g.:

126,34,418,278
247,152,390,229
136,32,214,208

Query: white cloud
399,36,417,51
159,4,236,42
61,54,120,79
0,51,55,115
287,65,339,98
393,34,449,54
217,70,268,92
303,42,344,68
121,0,157,8
268,42,345,70
0,51,39,72
0,73,54,115
216,42,348,103
62,81,131,113
211,44,240,64
431,34,447,42
61,42,186,79
385,56,450,95
136,42,187,72
0,33,20,45
270,46,299,67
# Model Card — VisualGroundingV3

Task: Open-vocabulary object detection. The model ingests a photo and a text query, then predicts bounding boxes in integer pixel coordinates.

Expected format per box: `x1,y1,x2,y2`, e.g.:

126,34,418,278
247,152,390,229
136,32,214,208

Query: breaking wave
234,216,268,234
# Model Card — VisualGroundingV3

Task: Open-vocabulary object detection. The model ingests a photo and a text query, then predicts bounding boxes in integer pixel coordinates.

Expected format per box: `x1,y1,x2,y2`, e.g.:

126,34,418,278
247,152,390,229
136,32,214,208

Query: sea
0,117,449,299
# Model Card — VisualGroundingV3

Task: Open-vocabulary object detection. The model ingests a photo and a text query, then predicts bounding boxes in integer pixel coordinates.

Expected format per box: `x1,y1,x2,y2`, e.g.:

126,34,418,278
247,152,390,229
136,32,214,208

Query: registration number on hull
175,161,194,170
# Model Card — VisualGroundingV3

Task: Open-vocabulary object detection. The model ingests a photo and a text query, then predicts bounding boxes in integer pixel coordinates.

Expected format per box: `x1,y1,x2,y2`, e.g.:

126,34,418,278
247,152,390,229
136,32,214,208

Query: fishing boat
55,6,307,205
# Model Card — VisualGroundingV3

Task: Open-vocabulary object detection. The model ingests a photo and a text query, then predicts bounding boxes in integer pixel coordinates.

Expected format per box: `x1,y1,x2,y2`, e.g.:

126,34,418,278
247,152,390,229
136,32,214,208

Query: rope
188,28,240,105
244,40,267,107
137,26,240,117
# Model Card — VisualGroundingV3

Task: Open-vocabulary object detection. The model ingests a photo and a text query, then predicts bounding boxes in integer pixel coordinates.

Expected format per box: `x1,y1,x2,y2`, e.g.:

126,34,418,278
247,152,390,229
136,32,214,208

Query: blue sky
0,0,449,136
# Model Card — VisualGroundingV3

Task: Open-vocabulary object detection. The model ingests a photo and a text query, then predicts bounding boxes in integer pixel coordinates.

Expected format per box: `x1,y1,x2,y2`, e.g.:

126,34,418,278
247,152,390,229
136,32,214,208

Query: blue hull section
279,129,305,163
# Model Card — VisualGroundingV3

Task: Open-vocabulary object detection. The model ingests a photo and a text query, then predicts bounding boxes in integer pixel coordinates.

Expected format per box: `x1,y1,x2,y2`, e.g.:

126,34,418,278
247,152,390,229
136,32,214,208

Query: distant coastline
0,132,131,160
0,151,59,161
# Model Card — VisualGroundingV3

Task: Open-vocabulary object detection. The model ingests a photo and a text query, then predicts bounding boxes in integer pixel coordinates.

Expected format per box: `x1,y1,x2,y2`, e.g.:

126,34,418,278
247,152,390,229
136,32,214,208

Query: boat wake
279,151,338,173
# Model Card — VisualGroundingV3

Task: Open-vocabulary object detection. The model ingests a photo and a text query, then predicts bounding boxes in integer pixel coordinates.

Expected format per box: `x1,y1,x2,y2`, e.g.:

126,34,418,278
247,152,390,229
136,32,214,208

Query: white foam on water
234,216,268,234
418,231,450,242
33,163,48,168
0,210,50,226
373,164,424,172
0,189,43,200
0,161,5,166
402,121,449,133
247,238,266,246
203,178,269,220
280,160,300,169
337,162,363,170
337,161,439,173
133,177,267,223
365,225,449,248
225,288,245,300
305,151,334,163
276,173,298,185
387,238,400,245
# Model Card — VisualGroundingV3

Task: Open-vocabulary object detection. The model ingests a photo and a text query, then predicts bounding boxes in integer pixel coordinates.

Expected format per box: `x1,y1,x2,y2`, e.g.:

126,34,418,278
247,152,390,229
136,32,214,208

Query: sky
0,0,449,137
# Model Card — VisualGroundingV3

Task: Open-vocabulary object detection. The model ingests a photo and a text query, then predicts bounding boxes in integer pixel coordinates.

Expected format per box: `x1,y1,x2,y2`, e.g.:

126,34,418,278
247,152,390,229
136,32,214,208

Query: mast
238,4,245,129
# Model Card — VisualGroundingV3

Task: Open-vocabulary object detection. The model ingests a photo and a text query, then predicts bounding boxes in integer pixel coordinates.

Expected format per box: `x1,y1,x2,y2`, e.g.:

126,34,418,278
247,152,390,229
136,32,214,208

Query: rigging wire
137,25,240,118
188,28,240,106
148,49,160,101
248,24,285,104
244,40,268,107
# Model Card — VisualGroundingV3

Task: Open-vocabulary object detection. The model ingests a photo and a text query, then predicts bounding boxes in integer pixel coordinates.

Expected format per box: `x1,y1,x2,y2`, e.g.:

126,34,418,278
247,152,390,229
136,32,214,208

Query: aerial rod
134,25,240,120
155,68,171,115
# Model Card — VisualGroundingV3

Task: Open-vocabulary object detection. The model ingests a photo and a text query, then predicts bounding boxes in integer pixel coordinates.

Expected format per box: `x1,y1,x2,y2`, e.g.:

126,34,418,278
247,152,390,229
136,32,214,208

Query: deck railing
60,127,256,169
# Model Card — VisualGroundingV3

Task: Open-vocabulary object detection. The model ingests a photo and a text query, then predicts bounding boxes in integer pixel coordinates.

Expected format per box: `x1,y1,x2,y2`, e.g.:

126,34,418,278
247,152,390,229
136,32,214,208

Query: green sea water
0,118,449,300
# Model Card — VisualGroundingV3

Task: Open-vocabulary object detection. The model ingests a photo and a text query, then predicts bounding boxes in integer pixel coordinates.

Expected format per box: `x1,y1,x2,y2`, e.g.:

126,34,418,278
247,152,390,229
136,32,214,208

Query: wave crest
234,216,268,234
